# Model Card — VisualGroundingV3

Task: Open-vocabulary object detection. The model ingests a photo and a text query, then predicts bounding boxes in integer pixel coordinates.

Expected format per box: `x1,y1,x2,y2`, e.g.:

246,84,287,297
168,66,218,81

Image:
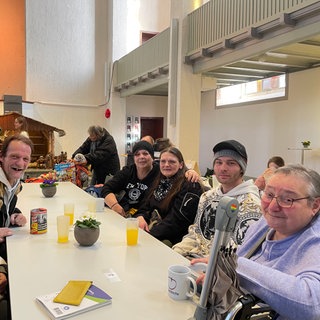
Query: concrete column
168,0,202,163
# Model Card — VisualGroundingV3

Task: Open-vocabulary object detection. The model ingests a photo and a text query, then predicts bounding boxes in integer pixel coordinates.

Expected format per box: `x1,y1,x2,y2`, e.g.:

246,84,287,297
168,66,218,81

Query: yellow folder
53,280,92,306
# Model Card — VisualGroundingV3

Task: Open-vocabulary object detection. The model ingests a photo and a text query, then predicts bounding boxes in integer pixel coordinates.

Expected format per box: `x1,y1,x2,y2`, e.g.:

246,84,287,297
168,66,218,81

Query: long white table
7,182,197,319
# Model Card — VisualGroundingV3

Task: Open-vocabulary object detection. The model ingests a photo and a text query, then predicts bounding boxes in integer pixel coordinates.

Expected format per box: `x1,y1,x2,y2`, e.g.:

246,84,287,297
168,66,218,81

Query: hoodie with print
172,179,262,257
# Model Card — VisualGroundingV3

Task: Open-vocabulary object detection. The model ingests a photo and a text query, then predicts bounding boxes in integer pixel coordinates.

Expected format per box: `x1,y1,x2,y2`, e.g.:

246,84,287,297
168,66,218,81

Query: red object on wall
105,108,111,118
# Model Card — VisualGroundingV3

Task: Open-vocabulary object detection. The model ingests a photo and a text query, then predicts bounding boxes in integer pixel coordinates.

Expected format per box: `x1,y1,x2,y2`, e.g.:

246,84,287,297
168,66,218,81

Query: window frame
215,74,288,108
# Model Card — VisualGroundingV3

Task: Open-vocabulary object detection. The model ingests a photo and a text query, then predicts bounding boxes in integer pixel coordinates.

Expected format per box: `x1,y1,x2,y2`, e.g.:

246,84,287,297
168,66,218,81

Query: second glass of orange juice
64,203,75,226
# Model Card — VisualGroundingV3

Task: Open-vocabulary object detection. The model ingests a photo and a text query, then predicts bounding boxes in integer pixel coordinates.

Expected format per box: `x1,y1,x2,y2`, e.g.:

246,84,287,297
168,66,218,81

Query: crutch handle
215,196,239,232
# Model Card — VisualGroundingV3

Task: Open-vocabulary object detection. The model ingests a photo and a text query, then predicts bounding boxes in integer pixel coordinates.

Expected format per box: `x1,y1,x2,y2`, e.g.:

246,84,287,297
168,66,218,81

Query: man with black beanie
173,139,262,258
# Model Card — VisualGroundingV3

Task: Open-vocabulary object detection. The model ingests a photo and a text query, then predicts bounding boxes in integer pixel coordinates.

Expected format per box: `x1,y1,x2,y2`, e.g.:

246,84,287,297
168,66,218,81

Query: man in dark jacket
72,126,120,185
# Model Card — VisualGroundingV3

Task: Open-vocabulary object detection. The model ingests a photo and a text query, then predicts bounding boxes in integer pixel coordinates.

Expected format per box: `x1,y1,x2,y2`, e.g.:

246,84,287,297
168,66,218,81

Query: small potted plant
74,215,101,246
301,140,311,148
40,179,58,197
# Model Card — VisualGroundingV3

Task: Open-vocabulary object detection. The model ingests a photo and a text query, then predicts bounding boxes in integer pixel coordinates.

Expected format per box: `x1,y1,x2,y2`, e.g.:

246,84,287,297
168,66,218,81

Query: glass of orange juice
64,203,75,226
57,215,70,243
126,218,139,246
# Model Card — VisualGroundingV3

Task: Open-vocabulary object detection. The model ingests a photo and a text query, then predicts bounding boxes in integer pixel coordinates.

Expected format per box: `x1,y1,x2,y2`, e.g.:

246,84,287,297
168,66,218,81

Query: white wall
25,0,109,157
26,0,106,105
24,0,170,161
112,0,171,60
199,67,320,177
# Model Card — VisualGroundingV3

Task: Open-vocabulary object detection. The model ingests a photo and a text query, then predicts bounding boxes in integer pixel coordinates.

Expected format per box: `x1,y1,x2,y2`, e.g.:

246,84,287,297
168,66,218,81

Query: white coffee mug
168,265,197,300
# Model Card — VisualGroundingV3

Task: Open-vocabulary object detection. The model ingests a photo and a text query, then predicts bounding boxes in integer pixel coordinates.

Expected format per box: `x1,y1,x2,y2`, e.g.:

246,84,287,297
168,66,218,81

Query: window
216,74,287,107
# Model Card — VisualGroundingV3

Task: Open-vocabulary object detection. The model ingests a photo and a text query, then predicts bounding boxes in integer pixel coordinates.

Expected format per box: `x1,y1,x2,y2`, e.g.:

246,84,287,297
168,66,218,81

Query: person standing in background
13,116,29,137
72,125,120,185
4,115,29,138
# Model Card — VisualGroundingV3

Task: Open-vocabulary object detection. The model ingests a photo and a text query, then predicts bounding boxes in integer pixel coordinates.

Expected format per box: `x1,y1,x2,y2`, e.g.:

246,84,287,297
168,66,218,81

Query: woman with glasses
236,164,320,319
134,147,204,246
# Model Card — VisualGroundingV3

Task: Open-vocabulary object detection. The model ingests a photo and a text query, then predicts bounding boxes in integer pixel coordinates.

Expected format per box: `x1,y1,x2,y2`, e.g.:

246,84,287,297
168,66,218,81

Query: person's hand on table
0,228,13,243
10,213,27,226
137,216,149,232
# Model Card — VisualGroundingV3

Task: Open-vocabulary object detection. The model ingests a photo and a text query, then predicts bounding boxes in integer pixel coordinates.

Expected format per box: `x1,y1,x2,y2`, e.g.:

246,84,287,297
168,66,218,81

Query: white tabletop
7,182,197,319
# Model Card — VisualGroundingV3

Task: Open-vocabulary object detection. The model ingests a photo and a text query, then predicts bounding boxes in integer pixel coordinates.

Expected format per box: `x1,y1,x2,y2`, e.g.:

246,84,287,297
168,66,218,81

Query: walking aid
189,196,239,320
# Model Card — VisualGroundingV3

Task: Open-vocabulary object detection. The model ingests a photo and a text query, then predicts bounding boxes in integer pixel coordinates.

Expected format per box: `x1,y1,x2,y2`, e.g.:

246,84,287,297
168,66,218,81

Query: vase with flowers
301,140,311,148
40,179,58,197
74,215,101,246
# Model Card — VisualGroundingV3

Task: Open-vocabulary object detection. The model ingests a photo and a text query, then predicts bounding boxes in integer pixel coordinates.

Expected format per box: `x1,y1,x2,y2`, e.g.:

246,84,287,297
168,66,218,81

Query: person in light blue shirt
237,164,320,320
192,164,320,319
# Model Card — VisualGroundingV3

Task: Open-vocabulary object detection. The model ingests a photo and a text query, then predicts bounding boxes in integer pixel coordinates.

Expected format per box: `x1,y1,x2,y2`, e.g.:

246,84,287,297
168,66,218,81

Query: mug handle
186,276,197,298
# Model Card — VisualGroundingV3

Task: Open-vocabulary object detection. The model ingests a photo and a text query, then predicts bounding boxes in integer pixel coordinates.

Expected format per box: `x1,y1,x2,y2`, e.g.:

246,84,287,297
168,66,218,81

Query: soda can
30,208,47,234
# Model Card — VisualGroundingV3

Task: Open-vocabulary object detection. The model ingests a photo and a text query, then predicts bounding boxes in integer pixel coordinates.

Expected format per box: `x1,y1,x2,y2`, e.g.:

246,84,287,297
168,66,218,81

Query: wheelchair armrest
226,294,276,320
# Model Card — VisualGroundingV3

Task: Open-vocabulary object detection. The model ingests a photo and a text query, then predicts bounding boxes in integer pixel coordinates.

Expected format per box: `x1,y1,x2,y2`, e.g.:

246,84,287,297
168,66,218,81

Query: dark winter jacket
135,178,203,245
72,128,120,184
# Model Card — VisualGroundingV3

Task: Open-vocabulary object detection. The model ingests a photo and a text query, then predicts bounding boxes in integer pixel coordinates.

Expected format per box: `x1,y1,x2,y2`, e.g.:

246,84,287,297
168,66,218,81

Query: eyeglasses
262,192,310,208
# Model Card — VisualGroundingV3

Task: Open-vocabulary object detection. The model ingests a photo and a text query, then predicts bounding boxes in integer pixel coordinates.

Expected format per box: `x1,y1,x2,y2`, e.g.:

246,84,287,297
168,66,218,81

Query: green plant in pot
40,179,58,197
301,140,311,148
74,215,101,246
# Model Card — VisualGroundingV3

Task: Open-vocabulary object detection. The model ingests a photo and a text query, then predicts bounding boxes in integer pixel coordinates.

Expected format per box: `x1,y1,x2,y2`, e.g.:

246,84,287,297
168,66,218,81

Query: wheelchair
225,294,276,320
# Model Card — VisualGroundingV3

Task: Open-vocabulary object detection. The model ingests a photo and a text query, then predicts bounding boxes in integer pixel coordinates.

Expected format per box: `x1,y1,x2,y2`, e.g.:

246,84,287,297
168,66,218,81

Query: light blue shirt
237,215,320,320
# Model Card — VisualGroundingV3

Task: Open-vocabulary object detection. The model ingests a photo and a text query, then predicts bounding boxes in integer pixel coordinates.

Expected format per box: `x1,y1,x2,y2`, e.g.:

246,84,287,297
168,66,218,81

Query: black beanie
212,140,247,173
132,141,154,158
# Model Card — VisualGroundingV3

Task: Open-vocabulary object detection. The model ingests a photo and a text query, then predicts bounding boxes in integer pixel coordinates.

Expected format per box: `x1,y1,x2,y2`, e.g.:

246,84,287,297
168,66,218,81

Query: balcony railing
114,28,170,93
114,0,319,95
186,0,309,55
